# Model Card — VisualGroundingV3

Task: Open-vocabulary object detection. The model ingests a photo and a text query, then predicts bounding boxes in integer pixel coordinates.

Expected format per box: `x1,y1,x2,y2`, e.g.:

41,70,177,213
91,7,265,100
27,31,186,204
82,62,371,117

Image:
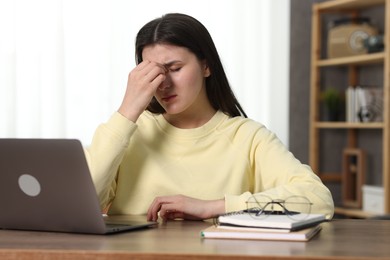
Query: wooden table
0,217,390,259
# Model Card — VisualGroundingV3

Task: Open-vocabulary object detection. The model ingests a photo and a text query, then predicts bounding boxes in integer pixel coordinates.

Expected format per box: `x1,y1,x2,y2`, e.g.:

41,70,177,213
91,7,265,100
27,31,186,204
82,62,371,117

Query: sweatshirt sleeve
224,127,335,220
84,112,137,210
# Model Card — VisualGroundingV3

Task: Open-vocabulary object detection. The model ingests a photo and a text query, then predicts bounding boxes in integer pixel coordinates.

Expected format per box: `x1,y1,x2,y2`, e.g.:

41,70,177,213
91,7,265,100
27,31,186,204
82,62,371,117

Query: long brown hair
135,13,247,118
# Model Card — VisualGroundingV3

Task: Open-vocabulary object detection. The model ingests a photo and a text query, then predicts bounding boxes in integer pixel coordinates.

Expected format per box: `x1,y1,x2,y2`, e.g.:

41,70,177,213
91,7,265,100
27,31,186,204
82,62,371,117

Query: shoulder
217,113,268,135
216,112,277,144
136,111,159,125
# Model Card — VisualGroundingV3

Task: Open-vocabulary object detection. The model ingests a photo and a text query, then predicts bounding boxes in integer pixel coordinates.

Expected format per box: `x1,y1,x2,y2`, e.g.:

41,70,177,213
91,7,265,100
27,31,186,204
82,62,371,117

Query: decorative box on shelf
362,185,384,214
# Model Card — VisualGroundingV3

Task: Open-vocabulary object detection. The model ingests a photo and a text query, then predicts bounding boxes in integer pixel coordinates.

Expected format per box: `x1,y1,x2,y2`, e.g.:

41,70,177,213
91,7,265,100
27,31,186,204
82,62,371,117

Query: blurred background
0,0,290,146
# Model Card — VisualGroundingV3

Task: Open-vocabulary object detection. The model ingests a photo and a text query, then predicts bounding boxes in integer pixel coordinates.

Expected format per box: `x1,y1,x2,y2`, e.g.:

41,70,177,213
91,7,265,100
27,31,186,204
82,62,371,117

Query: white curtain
0,0,290,146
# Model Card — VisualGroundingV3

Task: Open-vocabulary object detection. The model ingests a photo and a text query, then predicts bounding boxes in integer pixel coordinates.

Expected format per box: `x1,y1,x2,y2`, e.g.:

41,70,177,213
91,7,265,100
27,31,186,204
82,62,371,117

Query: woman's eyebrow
163,60,181,67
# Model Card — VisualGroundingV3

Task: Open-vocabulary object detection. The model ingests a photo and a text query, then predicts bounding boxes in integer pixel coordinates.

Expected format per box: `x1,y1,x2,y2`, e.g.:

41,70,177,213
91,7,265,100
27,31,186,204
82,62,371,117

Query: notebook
0,138,157,234
218,211,326,231
201,224,322,242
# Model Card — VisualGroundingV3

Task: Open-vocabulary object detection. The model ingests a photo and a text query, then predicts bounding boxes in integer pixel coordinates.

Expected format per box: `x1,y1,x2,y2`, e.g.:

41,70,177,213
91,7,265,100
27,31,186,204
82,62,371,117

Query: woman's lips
162,95,177,102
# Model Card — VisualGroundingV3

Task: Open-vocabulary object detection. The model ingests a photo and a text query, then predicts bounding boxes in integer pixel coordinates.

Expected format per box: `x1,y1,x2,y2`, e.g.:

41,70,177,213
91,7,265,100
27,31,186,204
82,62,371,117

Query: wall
289,0,321,163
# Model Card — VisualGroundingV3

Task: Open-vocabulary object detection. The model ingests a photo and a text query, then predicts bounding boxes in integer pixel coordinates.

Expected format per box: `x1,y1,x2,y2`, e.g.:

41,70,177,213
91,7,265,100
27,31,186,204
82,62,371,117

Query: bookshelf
310,0,389,218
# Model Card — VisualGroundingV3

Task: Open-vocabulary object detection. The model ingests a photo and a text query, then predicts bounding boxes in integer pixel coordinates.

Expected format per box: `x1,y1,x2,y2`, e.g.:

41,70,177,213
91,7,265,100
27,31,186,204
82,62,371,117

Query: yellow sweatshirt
85,111,334,219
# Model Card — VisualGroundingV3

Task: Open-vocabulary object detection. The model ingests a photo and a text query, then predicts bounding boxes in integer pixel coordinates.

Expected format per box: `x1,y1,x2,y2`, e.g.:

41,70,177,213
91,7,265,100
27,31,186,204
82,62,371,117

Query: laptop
0,138,157,234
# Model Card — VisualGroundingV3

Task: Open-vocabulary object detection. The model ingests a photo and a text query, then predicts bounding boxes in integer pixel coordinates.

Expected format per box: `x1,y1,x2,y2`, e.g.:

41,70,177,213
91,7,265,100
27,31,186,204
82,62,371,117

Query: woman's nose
158,74,172,90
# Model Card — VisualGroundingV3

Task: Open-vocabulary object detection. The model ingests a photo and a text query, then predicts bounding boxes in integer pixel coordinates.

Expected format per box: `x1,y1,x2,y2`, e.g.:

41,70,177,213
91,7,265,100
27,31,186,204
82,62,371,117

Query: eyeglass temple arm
256,201,295,216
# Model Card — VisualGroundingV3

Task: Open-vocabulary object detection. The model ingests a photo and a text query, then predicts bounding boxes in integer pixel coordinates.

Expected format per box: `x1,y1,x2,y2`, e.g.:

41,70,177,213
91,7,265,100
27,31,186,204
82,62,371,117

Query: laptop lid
0,138,156,234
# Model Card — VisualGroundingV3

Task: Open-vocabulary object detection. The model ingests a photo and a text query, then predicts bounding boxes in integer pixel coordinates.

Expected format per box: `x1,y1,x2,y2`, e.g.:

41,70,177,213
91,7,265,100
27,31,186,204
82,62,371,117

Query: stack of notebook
201,211,327,242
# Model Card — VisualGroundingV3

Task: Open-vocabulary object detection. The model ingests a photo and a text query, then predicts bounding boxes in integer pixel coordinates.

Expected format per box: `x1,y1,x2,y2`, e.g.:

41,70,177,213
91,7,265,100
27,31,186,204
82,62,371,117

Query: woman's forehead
142,44,194,63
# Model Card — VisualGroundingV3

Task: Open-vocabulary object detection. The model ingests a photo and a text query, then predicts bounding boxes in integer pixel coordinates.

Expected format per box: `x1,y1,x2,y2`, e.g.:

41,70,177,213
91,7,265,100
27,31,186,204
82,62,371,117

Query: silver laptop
0,138,157,234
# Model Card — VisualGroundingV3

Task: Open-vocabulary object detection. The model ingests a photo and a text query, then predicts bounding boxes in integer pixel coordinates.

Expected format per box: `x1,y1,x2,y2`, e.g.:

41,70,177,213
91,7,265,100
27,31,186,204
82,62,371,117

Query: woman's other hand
147,194,225,222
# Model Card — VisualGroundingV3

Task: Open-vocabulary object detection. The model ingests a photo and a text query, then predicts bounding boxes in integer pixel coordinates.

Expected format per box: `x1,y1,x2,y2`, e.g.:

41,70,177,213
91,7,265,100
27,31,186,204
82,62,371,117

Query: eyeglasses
245,195,313,220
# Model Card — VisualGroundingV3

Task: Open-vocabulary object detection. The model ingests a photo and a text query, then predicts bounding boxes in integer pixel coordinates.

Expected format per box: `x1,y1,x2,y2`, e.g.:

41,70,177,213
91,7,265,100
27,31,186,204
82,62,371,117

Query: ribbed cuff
224,192,252,213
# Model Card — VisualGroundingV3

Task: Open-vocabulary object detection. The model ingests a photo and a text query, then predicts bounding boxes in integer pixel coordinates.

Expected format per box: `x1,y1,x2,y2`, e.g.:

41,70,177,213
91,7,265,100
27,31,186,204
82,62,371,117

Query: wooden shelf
314,122,384,129
310,0,390,218
317,0,385,11
316,53,385,67
334,207,377,218
320,173,342,182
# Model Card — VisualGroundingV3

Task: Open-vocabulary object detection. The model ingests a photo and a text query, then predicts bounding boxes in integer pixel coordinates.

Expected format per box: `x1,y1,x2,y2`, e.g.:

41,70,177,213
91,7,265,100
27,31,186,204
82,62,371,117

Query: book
346,85,383,123
200,224,322,242
217,211,326,231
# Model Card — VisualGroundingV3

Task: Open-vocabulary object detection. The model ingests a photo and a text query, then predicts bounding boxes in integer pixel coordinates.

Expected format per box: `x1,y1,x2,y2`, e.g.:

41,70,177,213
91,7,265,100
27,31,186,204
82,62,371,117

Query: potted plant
321,88,343,121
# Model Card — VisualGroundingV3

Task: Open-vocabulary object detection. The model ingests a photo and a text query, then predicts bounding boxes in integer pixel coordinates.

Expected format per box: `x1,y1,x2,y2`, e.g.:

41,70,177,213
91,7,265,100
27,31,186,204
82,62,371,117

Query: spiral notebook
217,211,326,231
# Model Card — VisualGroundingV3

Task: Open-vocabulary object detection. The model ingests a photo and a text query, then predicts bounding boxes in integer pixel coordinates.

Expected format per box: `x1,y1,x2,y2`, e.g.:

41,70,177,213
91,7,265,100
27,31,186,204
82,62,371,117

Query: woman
86,13,334,222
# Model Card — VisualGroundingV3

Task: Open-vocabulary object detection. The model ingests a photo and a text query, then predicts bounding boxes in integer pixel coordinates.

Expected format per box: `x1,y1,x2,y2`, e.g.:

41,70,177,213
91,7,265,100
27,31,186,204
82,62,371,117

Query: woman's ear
203,61,211,77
